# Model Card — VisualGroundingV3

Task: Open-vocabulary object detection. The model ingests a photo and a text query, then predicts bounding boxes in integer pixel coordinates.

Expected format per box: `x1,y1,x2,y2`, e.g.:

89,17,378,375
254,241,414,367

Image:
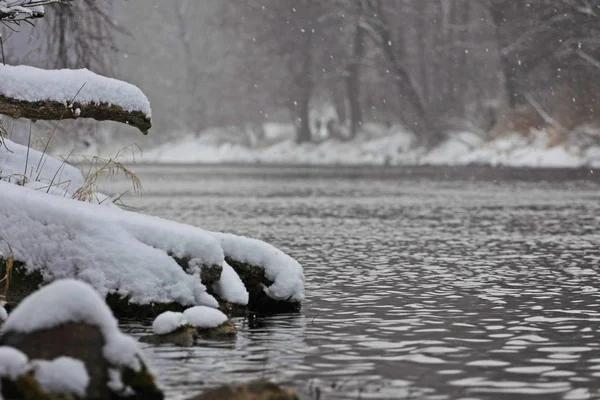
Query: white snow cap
0,346,29,380
183,306,228,329
152,306,228,334
0,64,151,118
2,279,119,334
33,357,89,397
211,232,305,302
2,279,144,371
152,311,187,335
212,261,249,306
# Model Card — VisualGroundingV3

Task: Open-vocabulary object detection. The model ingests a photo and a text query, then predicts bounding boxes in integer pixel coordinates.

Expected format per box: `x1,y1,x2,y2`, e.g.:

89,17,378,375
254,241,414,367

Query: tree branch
0,95,152,134
0,0,72,24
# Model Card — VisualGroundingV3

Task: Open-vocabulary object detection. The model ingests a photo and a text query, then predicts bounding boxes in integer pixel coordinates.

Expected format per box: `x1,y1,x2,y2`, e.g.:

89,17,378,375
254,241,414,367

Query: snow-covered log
0,65,152,134
0,0,71,24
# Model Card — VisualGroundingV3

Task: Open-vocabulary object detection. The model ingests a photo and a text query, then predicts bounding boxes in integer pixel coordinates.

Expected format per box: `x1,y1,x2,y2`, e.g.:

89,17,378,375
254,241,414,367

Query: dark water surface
101,165,600,400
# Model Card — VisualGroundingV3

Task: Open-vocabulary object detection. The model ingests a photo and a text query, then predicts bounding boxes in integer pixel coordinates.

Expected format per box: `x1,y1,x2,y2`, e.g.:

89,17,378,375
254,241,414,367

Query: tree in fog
490,0,600,138
104,0,600,149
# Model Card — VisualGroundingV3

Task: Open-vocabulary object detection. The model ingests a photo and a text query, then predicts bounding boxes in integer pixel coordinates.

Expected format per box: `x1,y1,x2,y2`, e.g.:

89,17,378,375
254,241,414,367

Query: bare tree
41,0,123,72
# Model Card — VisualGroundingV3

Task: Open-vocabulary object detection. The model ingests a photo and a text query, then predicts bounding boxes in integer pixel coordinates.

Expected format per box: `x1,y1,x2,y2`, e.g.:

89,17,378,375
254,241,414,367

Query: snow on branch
0,0,71,24
0,64,152,134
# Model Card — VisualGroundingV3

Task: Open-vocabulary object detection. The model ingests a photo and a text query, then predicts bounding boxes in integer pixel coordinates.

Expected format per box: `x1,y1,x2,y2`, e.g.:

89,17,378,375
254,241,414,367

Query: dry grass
1,118,143,206
72,144,143,204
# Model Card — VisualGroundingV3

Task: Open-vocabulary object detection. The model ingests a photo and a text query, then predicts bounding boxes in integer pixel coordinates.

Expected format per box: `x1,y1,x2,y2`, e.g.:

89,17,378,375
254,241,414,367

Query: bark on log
0,94,151,134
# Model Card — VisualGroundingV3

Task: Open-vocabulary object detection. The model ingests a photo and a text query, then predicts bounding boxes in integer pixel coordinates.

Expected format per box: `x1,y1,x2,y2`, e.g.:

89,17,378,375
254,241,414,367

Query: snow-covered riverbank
134,127,600,168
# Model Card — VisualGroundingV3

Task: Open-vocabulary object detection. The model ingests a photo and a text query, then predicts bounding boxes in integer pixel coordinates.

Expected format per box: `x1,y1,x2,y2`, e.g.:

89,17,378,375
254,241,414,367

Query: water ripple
109,166,600,400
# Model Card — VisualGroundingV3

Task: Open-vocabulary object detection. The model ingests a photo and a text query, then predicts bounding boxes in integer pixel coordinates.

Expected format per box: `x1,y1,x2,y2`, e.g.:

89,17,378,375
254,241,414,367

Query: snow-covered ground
136,125,600,168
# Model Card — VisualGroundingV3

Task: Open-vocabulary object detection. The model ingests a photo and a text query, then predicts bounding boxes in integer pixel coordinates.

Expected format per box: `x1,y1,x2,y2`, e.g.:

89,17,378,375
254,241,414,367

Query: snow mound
33,357,89,397
0,64,151,118
0,138,84,192
2,279,143,371
0,346,28,380
461,131,590,167
183,306,228,329
421,131,483,165
152,311,187,335
211,232,304,302
0,182,223,307
212,261,249,306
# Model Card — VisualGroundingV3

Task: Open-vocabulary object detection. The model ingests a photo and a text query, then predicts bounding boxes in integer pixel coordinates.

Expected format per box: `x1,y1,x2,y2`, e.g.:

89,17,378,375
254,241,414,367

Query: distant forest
4,0,600,148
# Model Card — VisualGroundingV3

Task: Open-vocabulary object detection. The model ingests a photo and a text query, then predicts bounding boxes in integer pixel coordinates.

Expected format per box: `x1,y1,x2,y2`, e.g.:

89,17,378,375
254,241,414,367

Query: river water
101,165,600,400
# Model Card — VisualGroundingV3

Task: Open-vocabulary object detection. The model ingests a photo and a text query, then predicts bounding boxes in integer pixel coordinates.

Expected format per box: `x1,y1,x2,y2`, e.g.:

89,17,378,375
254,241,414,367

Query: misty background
3,0,600,159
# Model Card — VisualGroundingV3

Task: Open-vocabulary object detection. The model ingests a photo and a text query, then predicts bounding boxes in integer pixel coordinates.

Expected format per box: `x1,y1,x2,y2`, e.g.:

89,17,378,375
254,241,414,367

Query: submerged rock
139,325,197,347
197,319,236,339
186,380,298,400
0,279,164,400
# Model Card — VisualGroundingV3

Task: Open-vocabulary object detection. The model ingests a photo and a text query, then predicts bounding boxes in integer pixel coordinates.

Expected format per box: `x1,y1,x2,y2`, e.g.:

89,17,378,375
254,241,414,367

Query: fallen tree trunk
0,64,152,134
0,94,152,134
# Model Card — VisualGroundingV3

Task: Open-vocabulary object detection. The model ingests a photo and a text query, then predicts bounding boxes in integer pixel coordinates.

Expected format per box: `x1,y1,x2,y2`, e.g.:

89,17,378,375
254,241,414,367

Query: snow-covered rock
152,311,187,335
2,279,142,371
212,232,304,309
0,346,28,380
212,261,249,306
145,307,234,346
33,357,89,398
183,306,228,329
0,279,163,399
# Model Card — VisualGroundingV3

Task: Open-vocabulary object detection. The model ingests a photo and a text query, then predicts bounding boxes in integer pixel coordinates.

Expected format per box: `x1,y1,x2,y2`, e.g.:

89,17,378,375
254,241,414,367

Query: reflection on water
108,165,600,400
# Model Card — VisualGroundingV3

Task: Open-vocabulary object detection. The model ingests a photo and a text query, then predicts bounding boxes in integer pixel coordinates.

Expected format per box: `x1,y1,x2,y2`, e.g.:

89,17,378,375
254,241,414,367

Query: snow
0,64,151,118
2,279,144,371
0,182,223,307
0,141,305,308
152,311,187,335
152,307,228,334
137,125,600,168
0,346,28,380
212,261,249,305
0,138,84,192
211,232,304,302
33,357,89,397
183,306,228,328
